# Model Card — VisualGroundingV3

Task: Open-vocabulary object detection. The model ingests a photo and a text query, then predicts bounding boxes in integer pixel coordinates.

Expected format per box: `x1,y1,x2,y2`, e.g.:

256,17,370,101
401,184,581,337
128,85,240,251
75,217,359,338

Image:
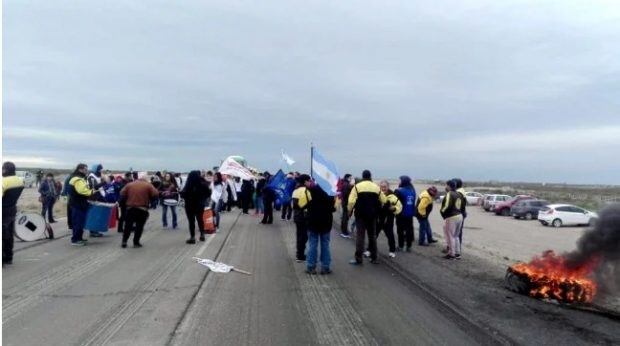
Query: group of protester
3,160,468,270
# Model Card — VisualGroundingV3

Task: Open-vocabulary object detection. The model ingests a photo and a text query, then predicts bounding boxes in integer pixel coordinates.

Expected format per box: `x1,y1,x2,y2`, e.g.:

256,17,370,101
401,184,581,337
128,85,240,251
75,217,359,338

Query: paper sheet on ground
193,257,234,273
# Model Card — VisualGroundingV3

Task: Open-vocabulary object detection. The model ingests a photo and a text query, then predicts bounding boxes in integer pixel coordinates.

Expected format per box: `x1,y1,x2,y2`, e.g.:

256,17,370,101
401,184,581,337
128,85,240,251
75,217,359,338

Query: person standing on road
292,174,312,262
61,174,74,229
117,172,133,234
119,174,159,248
260,172,275,224
160,172,180,229
281,172,295,221
240,179,254,214
3,162,25,265
255,175,266,216
372,180,401,258
68,163,97,246
394,175,417,252
306,178,336,275
347,170,386,265
210,172,226,231
181,170,211,244
453,178,467,255
339,174,353,238
440,180,464,259
416,186,439,246
38,173,59,223
87,163,106,237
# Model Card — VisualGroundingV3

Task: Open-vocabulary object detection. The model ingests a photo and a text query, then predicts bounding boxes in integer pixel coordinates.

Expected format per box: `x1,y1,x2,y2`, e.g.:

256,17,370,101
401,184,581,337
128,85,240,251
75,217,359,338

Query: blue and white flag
311,148,340,196
266,170,296,207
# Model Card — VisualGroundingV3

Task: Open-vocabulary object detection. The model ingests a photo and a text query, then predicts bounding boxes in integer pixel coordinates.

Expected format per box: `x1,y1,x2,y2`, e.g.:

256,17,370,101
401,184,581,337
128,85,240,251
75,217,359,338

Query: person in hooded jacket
416,186,439,246
181,170,210,243
305,178,336,275
87,164,107,237
38,173,59,223
394,175,417,252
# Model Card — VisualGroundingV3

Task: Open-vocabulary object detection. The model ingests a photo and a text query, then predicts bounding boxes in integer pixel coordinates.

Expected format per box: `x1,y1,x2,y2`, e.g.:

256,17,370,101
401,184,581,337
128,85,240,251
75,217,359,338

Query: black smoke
566,203,620,295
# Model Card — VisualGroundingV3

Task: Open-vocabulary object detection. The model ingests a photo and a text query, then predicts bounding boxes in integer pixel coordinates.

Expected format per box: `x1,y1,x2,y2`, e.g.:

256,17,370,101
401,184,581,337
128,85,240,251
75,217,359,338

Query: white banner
219,156,256,180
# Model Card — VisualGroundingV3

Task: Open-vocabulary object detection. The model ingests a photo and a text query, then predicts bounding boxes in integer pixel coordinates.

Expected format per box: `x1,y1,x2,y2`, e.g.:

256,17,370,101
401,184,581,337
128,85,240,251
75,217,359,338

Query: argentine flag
311,148,340,196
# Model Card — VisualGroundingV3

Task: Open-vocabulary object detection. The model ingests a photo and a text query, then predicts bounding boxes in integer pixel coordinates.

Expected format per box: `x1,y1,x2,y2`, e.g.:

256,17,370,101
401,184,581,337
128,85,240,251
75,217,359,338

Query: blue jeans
41,197,55,222
255,196,264,213
162,205,177,228
212,199,223,227
71,207,87,243
307,231,331,271
418,218,434,245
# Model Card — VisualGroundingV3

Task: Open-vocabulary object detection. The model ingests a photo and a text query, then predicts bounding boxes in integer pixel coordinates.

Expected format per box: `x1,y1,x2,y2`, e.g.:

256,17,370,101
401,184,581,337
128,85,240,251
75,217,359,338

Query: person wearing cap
292,174,312,262
305,177,336,274
3,162,25,265
440,180,464,259
416,186,439,246
347,170,387,265
119,173,159,248
394,175,417,252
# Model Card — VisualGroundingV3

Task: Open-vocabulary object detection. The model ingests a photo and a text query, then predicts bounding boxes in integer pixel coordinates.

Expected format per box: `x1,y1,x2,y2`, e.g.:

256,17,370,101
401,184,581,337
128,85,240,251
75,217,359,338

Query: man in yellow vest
3,162,25,265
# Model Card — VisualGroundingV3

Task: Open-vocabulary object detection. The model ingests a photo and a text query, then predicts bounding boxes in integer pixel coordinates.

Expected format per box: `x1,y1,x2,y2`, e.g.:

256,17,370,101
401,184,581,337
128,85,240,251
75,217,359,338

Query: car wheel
501,208,510,216
525,212,533,220
552,219,562,228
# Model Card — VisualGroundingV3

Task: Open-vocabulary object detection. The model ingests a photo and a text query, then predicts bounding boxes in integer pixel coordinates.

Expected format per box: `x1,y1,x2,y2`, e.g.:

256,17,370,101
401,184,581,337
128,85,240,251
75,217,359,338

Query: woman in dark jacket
306,182,336,275
180,171,210,244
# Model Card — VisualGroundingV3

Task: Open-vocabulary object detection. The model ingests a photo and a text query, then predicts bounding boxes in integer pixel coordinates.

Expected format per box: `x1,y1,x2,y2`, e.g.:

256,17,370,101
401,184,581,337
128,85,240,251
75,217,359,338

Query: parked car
510,199,549,220
494,195,535,216
482,194,512,212
16,171,35,188
538,204,598,228
464,191,484,205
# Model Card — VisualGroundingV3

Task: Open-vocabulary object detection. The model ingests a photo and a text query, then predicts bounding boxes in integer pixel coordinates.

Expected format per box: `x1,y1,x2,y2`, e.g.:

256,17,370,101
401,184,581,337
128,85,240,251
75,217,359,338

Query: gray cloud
3,0,620,183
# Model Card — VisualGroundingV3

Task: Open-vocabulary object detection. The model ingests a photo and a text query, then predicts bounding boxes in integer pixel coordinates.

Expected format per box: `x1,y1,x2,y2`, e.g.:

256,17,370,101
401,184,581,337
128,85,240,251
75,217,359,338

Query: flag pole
310,142,314,178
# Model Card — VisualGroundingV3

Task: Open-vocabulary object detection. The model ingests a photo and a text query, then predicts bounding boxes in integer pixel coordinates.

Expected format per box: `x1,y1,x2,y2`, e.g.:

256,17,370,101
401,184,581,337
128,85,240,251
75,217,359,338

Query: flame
508,250,600,304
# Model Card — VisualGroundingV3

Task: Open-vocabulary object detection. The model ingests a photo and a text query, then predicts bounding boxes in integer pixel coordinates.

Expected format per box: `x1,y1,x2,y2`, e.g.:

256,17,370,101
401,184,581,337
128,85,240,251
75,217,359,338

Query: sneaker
90,232,103,238
281,217,286,221
186,238,196,244
429,239,438,243
363,251,371,258
340,233,352,239
296,259,305,263
443,254,456,260
199,235,206,241
388,252,396,258
133,243,143,248
71,241,85,247
121,243,127,248
320,269,332,275
349,259,363,265
306,268,317,275
455,254,462,260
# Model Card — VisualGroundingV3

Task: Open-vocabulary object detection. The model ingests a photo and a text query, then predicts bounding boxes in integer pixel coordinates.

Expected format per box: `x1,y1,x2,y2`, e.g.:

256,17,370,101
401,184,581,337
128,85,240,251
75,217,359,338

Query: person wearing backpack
347,170,387,265
394,175,417,252
416,186,439,246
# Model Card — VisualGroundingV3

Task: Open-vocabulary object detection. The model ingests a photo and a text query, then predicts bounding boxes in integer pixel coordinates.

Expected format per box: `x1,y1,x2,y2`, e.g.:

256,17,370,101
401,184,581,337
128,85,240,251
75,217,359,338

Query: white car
16,171,35,188
537,204,598,228
464,192,484,205
482,194,512,212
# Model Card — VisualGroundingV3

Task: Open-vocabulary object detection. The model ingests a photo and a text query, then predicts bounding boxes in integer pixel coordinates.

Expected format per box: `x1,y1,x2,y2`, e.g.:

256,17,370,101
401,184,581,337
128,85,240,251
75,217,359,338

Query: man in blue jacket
394,175,417,252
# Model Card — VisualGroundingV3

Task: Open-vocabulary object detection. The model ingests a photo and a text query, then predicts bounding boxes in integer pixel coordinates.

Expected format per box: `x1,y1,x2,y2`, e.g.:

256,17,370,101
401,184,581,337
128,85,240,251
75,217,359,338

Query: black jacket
307,186,335,234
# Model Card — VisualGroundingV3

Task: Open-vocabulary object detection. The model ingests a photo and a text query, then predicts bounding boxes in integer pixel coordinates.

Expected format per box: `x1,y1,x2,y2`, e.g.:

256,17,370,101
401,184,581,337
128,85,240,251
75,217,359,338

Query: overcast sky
3,0,620,184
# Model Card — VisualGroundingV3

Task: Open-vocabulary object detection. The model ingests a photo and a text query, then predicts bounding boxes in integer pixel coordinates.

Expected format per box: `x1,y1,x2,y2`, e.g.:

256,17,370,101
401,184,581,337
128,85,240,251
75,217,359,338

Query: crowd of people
3,160,469,271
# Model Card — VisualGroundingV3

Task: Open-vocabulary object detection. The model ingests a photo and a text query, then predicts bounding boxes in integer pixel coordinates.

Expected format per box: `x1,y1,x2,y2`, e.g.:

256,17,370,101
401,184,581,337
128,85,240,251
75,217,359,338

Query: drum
85,202,115,233
15,213,48,242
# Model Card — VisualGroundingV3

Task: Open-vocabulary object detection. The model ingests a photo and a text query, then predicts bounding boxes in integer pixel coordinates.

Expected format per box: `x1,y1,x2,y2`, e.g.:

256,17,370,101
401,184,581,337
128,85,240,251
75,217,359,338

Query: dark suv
510,199,549,220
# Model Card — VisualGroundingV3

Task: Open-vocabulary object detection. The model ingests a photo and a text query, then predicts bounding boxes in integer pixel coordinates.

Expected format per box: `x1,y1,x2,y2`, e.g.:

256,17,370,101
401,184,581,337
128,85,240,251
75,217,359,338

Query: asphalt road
3,209,490,346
